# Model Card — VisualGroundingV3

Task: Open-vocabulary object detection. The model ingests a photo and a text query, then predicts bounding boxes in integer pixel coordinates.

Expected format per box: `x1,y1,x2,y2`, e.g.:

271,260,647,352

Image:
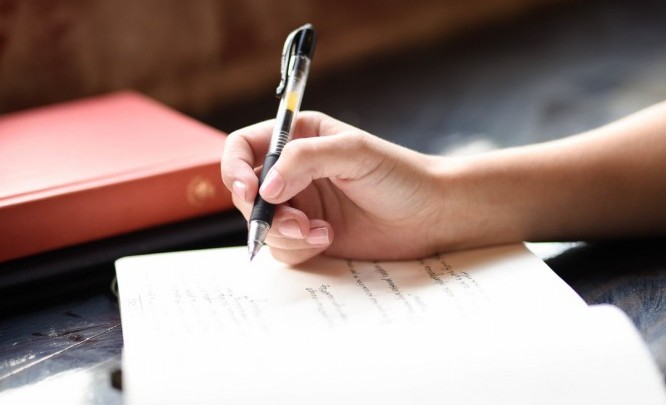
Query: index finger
221,112,355,202
292,111,359,140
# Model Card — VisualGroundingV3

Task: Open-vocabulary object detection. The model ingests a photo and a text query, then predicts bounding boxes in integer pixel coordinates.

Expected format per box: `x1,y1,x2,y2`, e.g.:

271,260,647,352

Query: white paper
116,244,666,405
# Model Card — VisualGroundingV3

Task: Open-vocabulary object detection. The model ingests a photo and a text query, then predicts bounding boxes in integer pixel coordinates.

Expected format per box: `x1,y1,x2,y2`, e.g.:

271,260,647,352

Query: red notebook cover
0,92,233,262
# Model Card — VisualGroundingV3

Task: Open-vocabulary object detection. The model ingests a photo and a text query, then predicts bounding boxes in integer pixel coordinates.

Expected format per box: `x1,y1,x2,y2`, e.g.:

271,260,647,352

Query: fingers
293,111,359,139
259,131,389,204
233,194,334,264
221,111,360,264
269,219,334,265
222,111,362,204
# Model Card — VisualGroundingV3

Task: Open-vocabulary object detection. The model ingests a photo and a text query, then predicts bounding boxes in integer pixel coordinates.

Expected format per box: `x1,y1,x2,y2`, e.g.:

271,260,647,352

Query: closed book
0,92,233,262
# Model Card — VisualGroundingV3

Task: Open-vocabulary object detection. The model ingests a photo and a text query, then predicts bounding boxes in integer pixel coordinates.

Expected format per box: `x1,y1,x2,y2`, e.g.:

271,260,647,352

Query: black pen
248,24,317,261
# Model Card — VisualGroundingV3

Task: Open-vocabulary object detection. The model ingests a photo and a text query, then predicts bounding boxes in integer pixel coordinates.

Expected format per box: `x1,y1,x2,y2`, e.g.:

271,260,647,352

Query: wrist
429,151,535,251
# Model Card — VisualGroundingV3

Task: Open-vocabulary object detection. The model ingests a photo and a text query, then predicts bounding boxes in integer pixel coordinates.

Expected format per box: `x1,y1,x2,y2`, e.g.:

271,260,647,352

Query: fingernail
306,227,330,246
259,169,285,200
232,181,247,202
278,220,303,239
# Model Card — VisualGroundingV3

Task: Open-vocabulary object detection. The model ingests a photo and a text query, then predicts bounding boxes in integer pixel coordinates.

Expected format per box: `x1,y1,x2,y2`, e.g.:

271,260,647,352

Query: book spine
0,162,233,262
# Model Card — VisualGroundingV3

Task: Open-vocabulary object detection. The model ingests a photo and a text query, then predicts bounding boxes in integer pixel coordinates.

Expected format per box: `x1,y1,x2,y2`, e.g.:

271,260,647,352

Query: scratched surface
0,295,122,402
1,0,666,403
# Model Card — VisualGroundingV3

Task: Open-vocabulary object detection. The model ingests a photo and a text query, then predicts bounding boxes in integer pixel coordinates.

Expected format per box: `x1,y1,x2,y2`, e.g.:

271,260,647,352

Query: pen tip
247,220,269,262
248,241,262,262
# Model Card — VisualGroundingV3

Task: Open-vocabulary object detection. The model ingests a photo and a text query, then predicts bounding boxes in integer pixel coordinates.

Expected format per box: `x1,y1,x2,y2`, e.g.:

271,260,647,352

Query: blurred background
2,0,665,153
0,0,566,114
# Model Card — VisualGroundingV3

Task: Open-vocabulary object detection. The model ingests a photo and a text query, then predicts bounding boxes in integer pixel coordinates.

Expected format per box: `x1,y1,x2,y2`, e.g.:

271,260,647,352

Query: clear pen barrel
268,57,311,154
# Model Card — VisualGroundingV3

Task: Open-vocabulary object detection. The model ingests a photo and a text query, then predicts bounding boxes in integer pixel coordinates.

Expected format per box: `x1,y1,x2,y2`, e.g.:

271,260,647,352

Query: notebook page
114,244,665,404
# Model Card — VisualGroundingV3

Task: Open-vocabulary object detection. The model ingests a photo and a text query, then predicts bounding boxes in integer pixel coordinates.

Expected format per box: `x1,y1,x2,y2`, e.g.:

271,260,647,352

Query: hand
221,112,451,264
224,103,666,264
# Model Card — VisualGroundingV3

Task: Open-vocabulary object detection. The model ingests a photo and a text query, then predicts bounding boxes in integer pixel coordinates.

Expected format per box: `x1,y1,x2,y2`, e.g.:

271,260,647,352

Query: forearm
439,102,666,247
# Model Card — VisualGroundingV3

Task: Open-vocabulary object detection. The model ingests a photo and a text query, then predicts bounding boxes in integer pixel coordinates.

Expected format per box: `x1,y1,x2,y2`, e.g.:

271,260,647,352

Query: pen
247,24,317,261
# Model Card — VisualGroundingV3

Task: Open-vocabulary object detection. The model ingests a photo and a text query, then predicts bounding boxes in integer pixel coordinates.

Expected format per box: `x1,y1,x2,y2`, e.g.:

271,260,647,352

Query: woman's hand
221,112,450,264
223,102,666,265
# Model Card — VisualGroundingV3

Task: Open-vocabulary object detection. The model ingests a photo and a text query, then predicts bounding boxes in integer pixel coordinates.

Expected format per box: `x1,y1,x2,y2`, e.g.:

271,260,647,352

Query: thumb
258,131,389,203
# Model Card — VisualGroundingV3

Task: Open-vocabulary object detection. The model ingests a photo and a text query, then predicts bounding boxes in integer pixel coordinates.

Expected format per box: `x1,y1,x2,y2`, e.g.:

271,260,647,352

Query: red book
0,92,233,262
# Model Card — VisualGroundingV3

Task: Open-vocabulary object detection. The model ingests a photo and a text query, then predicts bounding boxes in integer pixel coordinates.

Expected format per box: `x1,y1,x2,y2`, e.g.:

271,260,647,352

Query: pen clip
275,24,316,98
275,29,300,98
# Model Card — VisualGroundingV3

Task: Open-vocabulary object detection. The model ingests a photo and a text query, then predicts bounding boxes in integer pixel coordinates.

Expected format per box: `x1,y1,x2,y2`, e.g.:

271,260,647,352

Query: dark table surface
2,0,666,402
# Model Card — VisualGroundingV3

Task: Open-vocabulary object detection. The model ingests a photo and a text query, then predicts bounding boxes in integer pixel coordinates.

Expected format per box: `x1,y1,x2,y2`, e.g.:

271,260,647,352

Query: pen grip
249,153,280,225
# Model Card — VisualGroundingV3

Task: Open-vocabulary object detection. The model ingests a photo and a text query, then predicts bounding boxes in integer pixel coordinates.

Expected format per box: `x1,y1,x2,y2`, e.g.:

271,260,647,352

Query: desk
1,240,665,403
2,0,666,401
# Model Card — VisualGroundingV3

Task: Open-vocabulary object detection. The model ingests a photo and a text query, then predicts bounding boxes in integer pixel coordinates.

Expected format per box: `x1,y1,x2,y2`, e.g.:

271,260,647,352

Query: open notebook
115,244,666,404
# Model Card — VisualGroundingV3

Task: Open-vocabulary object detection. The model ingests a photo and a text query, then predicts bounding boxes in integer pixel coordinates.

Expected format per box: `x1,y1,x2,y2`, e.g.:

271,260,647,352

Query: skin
221,102,666,265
